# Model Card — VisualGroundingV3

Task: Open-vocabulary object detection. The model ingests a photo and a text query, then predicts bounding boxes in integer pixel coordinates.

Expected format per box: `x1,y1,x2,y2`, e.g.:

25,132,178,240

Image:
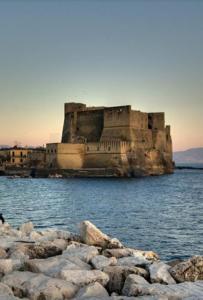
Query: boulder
62,242,99,263
103,248,132,258
122,274,150,296
117,256,151,268
80,221,123,249
91,255,117,270
14,242,62,259
103,248,158,261
0,282,14,296
103,265,148,294
26,255,91,277
0,259,24,275
74,282,109,299
2,271,78,299
38,228,71,242
19,222,34,236
0,247,7,258
149,261,176,284
60,269,109,287
169,255,203,282
122,274,203,298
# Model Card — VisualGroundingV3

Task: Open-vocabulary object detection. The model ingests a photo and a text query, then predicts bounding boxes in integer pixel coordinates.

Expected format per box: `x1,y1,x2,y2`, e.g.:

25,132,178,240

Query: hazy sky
0,0,203,151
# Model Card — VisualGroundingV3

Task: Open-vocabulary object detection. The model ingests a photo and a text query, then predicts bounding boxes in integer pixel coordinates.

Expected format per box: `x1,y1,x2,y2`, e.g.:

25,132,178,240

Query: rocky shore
0,220,203,299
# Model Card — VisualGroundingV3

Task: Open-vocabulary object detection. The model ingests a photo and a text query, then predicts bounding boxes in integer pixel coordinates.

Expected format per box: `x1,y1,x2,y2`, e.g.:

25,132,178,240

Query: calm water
0,169,203,261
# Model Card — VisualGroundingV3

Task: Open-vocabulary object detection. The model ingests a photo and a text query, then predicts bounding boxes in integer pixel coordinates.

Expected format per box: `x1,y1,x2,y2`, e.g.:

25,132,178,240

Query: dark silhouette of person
0,213,5,224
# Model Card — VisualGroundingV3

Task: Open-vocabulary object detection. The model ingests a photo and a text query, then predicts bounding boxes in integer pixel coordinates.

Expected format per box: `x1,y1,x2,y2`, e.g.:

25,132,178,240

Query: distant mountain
173,148,203,164
0,145,10,149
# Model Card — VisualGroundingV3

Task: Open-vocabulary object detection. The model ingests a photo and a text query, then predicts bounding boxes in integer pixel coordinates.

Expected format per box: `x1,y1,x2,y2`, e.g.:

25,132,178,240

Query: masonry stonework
47,102,173,176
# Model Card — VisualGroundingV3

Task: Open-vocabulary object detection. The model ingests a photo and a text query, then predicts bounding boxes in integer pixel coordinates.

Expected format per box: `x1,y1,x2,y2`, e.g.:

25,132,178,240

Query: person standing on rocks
0,213,5,224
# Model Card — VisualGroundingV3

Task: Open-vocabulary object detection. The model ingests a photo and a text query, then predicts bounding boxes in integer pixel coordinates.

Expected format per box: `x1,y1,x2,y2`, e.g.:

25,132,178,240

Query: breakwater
0,220,203,299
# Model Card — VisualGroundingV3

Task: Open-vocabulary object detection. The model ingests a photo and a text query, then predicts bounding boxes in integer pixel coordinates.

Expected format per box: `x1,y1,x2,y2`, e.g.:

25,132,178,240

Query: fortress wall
103,106,131,128
130,129,153,149
46,143,85,169
100,127,132,141
148,113,165,130
84,141,130,168
130,111,148,129
152,130,167,152
76,110,104,142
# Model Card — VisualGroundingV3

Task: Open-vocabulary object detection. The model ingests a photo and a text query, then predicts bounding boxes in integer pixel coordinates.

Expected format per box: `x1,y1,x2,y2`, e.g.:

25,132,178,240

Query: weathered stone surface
0,247,7,258
80,221,123,249
51,238,68,251
103,248,132,258
0,282,14,296
91,255,117,270
12,242,62,259
103,266,149,294
19,222,34,236
60,269,109,287
2,271,78,299
80,221,110,247
149,261,176,284
74,282,109,299
63,242,99,263
26,255,91,277
117,255,151,268
122,274,150,296
0,259,24,275
103,248,158,261
122,274,203,298
169,255,203,282
38,228,72,242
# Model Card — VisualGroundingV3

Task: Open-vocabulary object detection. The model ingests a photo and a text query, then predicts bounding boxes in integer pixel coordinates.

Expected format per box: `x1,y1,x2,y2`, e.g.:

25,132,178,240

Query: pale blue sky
0,0,203,150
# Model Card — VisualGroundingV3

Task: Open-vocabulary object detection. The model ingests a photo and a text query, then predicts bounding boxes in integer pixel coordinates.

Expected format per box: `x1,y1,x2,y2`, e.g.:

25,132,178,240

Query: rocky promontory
0,220,203,299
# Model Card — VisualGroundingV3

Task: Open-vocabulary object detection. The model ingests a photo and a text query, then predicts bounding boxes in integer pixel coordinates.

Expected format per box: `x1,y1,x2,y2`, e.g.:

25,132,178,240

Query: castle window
12,158,15,163
12,151,15,157
108,146,111,151
20,158,23,163
20,151,23,157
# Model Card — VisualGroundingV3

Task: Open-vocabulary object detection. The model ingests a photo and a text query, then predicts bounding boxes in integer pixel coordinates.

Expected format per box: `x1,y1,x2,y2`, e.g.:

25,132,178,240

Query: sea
0,166,203,261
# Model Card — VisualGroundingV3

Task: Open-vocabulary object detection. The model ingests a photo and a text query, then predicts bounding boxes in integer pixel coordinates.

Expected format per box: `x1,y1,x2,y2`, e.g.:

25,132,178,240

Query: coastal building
46,102,173,176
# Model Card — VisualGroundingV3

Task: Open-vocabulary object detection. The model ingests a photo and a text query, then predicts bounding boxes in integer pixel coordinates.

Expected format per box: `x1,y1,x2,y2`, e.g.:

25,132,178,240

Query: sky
0,0,203,151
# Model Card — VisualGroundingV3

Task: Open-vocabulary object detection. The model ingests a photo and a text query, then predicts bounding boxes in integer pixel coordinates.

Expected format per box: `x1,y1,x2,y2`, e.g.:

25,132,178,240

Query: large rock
2,271,78,299
117,255,151,268
149,262,176,284
91,255,117,270
0,282,14,296
26,255,91,277
0,247,7,258
74,282,109,299
80,221,123,249
9,242,62,259
122,274,203,298
60,269,109,287
0,259,24,275
103,265,148,294
103,248,159,262
62,242,99,263
19,222,34,236
169,255,203,282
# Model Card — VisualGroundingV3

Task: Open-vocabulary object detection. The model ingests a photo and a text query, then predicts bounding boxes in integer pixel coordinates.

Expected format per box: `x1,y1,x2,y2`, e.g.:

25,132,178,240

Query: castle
46,102,173,176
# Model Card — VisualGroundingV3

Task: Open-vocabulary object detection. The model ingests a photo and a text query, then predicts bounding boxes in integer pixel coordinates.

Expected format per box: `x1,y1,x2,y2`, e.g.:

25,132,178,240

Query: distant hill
173,148,203,164
0,145,10,149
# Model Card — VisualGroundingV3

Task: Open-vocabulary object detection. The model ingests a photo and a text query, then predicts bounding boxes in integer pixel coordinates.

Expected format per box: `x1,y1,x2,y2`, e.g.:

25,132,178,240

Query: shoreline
0,220,203,299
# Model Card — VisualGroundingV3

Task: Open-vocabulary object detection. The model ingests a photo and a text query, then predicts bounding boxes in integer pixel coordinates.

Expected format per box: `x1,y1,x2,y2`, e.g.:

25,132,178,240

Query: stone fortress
46,102,173,176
